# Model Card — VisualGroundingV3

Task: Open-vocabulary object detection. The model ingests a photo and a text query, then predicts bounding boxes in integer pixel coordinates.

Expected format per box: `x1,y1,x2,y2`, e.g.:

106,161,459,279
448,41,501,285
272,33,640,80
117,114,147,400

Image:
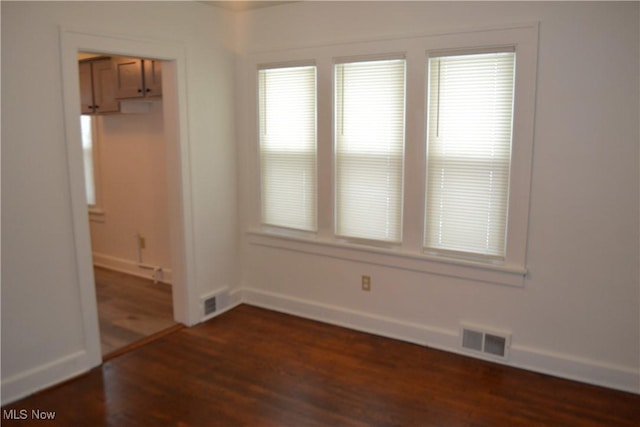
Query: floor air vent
460,325,510,360
204,296,217,316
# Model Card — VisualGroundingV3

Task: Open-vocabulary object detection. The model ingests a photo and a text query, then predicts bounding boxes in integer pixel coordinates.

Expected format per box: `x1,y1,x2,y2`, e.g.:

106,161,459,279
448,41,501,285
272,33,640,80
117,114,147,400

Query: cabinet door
79,61,94,114
113,57,144,98
143,59,162,97
91,59,119,113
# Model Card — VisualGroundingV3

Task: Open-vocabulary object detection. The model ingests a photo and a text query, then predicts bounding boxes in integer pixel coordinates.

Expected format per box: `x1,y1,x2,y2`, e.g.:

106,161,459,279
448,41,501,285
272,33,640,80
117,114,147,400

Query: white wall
90,104,172,281
1,1,237,403
1,0,637,405
235,2,640,392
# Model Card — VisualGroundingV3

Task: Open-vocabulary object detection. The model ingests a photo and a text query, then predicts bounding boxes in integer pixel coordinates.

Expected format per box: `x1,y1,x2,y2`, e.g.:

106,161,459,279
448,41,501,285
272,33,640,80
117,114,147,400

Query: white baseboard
93,252,173,284
229,288,244,308
241,287,640,395
242,287,459,348
508,345,640,394
1,351,89,406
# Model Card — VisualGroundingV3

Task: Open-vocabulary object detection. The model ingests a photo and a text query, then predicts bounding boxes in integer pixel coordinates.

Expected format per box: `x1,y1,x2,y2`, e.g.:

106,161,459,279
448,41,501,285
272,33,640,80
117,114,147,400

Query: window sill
246,229,527,288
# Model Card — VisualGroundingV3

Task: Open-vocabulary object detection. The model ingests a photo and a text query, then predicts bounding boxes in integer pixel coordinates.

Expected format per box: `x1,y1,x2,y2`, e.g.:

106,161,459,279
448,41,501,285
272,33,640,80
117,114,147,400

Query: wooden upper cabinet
143,60,162,97
79,58,119,114
79,61,94,114
113,57,144,98
92,59,119,113
113,56,162,99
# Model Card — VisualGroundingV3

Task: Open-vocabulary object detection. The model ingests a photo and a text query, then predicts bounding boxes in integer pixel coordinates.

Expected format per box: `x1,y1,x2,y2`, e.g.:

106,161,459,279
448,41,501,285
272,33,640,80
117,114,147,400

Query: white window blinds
424,51,515,259
259,65,317,231
80,115,96,206
335,58,406,242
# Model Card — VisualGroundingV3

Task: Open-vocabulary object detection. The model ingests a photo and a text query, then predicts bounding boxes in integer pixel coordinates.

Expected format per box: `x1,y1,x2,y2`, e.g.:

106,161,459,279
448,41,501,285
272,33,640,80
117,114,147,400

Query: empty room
1,1,639,425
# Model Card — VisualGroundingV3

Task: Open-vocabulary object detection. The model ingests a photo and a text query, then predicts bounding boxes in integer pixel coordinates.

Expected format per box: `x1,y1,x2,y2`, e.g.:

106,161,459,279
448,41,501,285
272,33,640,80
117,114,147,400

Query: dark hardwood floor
3,305,639,426
94,267,178,356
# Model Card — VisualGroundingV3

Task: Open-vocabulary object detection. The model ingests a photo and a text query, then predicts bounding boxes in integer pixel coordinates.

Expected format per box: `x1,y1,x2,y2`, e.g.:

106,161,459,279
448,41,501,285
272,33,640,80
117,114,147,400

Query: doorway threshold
103,324,184,362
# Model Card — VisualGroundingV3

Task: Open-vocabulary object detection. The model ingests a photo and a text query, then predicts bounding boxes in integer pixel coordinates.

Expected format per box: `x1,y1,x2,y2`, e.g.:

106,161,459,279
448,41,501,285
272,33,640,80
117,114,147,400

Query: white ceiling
201,1,297,12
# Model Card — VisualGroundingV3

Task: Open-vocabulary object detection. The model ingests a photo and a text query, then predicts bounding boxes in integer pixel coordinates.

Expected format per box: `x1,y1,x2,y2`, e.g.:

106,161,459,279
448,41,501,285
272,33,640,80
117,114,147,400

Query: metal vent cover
460,325,510,360
462,329,483,352
484,333,507,357
204,296,217,315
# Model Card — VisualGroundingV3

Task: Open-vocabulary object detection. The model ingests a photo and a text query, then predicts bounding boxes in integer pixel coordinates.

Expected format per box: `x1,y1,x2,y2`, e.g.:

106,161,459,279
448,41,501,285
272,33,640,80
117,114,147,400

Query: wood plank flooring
94,267,178,356
3,305,639,426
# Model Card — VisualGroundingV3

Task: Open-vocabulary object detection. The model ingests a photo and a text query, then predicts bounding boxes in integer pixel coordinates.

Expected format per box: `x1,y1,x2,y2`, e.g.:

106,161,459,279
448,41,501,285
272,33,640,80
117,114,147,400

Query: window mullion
315,58,335,240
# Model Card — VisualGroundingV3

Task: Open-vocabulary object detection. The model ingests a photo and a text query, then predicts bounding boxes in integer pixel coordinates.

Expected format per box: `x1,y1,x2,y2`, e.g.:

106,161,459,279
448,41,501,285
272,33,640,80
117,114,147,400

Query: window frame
257,63,318,233
333,55,407,245
423,48,516,262
243,23,538,287
80,114,105,222
420,36,537,274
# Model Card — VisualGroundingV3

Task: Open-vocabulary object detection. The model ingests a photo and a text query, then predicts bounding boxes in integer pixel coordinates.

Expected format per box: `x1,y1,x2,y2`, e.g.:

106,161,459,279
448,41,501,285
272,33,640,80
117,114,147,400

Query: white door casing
59,26,199,368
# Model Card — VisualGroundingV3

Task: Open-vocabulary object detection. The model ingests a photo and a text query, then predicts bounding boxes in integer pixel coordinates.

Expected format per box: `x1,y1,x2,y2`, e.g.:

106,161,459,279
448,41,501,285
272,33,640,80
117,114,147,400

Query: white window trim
242,23,538,287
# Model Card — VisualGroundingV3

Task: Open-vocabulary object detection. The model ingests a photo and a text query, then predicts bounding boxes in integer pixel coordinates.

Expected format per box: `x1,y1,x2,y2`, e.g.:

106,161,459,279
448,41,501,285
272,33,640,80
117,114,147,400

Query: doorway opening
61,27,197,370
78,51,181,358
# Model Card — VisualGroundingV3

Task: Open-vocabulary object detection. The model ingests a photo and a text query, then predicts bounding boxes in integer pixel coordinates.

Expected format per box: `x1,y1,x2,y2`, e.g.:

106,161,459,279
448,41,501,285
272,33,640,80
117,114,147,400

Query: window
334,58,406,242
80,115,97,206
424,50,515,260
248,24,537,285
80,114,104,220
258,65,317,231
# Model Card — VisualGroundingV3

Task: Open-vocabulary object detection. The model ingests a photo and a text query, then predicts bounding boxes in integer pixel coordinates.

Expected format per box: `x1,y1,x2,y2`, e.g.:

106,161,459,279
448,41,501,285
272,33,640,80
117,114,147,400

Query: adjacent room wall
89,103,173,282
235,1,640,393
1,1,237,404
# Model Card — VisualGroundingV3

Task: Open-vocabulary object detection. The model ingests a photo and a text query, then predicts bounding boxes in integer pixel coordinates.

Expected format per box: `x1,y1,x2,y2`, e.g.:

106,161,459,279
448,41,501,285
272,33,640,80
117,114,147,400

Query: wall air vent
201,287,230,321
460,325,511,360
462,328,483,352
204,296,217,316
